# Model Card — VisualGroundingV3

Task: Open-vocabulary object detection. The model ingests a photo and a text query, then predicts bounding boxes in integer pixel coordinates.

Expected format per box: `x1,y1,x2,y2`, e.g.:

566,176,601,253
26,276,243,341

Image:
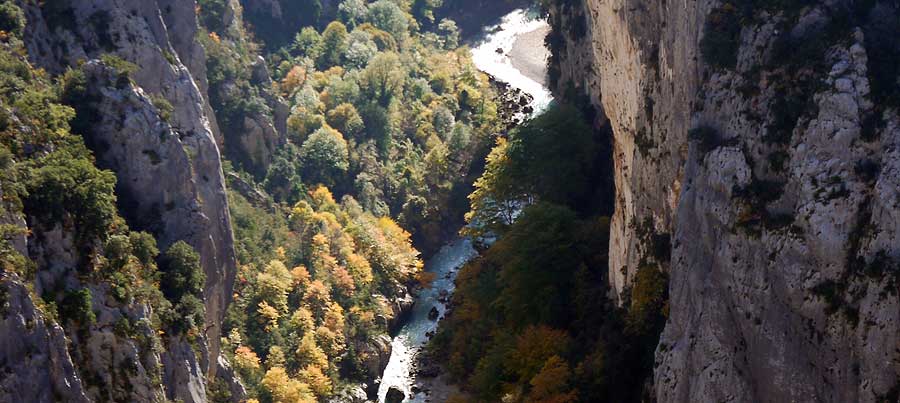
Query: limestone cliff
15,1,245,400
552,0,900,401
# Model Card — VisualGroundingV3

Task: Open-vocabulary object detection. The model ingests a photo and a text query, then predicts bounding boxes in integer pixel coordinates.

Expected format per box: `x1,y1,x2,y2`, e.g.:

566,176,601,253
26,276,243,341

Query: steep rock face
205,0,288,175
0,274,91,403
18,0,238,378
554,0,900,401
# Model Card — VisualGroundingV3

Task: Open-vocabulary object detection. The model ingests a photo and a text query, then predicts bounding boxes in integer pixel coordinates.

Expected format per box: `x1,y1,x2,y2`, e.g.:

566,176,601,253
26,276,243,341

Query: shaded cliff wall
552,0,900,401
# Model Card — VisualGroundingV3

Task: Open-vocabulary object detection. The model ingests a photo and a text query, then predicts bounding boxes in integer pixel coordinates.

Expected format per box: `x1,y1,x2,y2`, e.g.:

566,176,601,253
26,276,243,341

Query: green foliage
626,266,668,336
466,104,597,237
197,0,228,33
244,0,322,50
100,54,138,88
0,1,25,36
150,94,174,123
160,241,205,302
23,143,118,244
318,22,349,69
360,52,405,106
60,288,96,326
299,126,350,188
338,0,369,27
294,27,323,60
367,0,410,40
325,103,364,136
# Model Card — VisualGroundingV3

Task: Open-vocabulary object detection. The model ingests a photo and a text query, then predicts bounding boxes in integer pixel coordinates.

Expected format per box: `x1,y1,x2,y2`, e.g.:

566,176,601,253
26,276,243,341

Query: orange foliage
510,325,571,381
281,65,307,96
527,355,577,403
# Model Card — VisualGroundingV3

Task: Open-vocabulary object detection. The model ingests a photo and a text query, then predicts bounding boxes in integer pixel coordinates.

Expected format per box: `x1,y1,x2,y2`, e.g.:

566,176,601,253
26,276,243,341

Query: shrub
0,2,25,36
197,0,228,32
24,147,118,244
61,288,96,326
700,4,742,70
150,94,174,123
159,241,205,302
626,265,668,336
100,54,138,89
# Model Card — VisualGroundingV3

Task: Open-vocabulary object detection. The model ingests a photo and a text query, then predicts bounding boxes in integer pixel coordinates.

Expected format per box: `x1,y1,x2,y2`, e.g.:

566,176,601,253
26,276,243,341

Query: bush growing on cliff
0,2,25,36
61,288,96,326
23,144,118,244
159,241,205,302
700,4,742,70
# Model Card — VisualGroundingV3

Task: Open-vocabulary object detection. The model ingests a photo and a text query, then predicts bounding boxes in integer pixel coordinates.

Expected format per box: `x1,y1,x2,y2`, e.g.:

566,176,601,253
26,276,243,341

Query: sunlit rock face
552,0,900,401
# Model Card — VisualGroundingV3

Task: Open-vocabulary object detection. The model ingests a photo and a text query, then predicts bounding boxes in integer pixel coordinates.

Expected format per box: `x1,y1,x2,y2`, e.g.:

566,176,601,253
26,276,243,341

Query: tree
61,288,96,326
129,231,159,268
24,148,118,244
300,126,350,187
361,52,405,106
318,21,349,69
295,332,329,369
299,364,332,397
509,325,571,381
0,2,25,36
338,0,368,27
294,27,322,60
367,0,409,40
160,241,205,302
437,18,460,49
256,259,293,312
326,103,364,136
464,137,526,237
464,105,598,237
197,0,228,32
345,30,378,68
527,355,577,403
261,366,316,403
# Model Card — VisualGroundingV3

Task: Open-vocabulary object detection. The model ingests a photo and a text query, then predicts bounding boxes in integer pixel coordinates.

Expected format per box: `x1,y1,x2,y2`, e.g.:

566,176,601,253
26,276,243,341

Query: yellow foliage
257,301,280,331
261,367,316,403
315,325,346,358
291,265,311,287
310,186,337,210
299,364,333,397
304,279,332,311
527,355,577,403
296,332,329,369
290,307,316,334
256,260,293,311
345,252,373,285
323,302,345,332
233,346,261,371
511,326,571,381
266,345,287,369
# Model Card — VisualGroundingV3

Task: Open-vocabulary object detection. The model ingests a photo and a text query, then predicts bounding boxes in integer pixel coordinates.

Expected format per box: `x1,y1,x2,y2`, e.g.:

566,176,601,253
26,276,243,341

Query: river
376,9,552,403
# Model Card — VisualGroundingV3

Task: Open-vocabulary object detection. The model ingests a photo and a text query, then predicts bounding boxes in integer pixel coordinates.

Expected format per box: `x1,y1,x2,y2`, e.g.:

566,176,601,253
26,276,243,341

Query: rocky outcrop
18,0,238,382
553,0,900,401
206,0,288,176
0,274,91,403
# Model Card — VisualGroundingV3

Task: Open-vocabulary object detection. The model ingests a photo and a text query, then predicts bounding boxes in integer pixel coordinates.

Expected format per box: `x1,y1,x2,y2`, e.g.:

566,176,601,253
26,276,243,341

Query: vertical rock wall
18,0,238,388
553,0,900,401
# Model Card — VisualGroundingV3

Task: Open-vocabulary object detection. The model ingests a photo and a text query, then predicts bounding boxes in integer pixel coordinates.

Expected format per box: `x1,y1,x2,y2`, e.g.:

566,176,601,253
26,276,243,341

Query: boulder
428,306,440,321
385,387,405,403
